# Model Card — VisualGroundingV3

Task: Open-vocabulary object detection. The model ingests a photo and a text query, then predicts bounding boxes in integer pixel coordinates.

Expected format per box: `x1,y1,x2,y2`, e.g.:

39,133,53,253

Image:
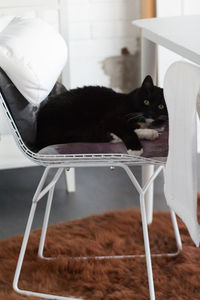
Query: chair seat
38,125,168,159
141,125,168,158
38,142,127,155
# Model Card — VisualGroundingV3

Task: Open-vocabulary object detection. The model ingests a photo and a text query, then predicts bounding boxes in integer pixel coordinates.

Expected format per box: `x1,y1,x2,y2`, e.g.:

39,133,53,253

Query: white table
133,15,200,299
134,15,200,222
134,15,200,65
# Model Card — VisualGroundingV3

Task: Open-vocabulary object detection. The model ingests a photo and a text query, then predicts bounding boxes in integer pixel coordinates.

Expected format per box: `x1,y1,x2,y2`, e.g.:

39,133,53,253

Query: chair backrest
0,68,67,153
0,67,37,151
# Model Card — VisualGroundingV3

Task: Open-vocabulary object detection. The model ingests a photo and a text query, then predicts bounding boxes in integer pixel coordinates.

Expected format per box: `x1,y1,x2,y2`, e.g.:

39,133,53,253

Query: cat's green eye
144,100,150,106
158,104,164,110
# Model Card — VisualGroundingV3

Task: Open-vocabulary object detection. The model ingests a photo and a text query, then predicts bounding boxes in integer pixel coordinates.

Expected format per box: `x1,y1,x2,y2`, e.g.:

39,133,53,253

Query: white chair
164,60,200,247
0,17,182,300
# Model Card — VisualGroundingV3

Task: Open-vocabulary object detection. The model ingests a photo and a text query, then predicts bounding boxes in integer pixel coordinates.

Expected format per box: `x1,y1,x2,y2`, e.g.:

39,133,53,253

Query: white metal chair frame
0,91,182,300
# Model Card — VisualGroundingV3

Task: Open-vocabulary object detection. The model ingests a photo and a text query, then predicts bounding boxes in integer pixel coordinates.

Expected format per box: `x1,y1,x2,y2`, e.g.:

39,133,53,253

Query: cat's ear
141,75,154,89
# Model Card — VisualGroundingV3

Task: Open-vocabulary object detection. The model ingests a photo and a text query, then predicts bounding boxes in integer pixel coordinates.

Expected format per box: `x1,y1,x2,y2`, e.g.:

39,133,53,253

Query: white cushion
0,16,14,135
0,16,67,106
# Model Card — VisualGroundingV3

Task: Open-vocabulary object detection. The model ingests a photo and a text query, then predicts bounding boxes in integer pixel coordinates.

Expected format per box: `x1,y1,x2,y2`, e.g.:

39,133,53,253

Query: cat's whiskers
126,112,142,117
126,112,136,117
126,113,144,122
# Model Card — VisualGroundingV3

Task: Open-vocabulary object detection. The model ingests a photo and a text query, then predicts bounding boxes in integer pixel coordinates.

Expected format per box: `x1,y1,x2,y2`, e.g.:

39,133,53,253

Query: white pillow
0,16,67,106
0,16,14,135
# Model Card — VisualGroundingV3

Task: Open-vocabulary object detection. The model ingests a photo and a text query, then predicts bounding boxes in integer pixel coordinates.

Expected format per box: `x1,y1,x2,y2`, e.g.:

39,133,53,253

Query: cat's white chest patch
134,128,159,140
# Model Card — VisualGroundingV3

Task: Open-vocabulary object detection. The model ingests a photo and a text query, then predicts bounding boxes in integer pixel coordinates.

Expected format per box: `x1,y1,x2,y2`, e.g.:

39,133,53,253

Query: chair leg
120,164,182,300
13,167,83,300
140,192,155,300
118,164,156,299
13,164,182,300
38,185,55,259
163,167,182,254
142,165,154,225
13,201,38,295
38,168,63,259
169,209,182,253
39,164,181,261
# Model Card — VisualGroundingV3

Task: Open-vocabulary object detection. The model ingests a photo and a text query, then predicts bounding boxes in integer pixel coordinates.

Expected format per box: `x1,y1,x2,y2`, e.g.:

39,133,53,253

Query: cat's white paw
135,128,159,140
110,133,122,143
157,126,165,132
127,149,143,156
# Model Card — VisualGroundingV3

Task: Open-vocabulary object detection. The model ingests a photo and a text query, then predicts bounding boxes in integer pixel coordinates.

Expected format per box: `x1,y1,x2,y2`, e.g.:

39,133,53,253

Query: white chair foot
13,285,83,300
65,168,76,192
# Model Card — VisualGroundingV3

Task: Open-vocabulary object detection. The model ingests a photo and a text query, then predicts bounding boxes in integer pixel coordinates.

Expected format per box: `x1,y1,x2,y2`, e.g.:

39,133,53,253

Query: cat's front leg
114,132,143,156
107,119,143,156
125,132,144,156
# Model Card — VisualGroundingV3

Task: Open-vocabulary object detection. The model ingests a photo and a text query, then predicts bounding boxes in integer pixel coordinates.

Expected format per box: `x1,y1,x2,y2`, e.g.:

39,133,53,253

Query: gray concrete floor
0,165,169,239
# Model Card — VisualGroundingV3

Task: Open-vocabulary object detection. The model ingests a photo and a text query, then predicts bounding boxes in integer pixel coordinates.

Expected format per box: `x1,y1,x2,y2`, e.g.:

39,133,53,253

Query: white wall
66,0,140,88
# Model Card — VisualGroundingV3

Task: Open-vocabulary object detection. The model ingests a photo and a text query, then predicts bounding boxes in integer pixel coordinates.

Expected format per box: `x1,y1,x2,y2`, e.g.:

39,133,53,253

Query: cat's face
133,76,168,122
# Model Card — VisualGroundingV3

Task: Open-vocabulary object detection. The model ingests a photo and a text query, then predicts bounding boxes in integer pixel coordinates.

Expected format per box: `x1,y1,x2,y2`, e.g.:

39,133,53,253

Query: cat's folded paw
135,128,159,140
127,148,143,156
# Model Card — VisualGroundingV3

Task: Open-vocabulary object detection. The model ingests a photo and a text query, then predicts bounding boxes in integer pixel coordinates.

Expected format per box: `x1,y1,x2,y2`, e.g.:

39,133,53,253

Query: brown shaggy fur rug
0,208,200,300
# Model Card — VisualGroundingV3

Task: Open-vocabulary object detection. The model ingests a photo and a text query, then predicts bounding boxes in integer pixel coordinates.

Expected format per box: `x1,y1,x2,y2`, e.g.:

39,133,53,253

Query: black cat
36,75,167,154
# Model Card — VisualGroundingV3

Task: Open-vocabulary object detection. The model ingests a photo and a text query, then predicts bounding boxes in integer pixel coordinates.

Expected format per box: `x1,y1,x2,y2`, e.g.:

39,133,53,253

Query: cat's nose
145,112,154,118
158,115,168,120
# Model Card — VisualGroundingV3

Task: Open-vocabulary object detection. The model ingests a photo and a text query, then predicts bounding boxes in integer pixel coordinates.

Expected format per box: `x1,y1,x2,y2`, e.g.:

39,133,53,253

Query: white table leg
65,168,76,192
142,165,154,224
141,35,157,224
59,1,76,194
141,36,157,81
